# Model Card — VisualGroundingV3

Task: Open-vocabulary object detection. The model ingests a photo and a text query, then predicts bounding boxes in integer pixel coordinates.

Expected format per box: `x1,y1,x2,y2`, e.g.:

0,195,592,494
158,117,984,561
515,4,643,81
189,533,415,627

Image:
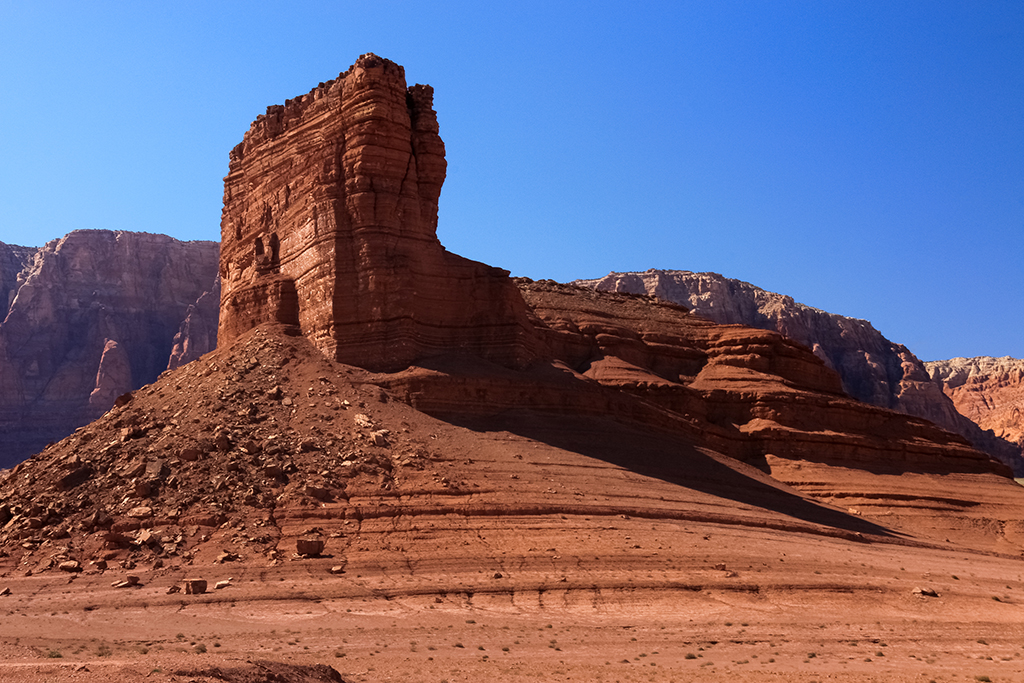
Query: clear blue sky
1,2,1021,361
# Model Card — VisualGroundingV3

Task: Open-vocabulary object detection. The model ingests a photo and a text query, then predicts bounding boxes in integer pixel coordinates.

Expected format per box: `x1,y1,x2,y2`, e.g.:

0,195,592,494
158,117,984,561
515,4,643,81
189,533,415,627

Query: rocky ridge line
575,269,1024,474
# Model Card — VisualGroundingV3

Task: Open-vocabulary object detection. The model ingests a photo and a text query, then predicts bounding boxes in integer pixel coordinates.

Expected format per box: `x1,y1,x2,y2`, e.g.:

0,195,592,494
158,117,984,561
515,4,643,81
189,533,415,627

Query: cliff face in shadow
0,230,219,467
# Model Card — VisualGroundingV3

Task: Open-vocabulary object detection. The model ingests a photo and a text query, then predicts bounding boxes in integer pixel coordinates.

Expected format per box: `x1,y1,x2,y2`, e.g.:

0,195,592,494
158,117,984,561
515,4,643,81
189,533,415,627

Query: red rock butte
219,53,535,372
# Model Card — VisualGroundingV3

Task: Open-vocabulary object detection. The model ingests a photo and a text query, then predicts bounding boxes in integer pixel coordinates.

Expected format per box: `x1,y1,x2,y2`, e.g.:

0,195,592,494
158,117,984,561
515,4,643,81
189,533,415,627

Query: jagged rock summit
219,53,535,373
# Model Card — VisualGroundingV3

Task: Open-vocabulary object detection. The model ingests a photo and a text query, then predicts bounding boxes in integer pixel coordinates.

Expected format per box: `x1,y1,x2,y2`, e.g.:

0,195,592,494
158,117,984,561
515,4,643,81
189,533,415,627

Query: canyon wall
0,230,218,467
576,269,1023,473
928,356,1024,451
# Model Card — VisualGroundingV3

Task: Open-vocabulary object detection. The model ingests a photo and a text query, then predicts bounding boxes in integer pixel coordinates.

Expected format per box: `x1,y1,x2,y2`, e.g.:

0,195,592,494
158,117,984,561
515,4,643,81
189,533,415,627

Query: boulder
296,537,325,557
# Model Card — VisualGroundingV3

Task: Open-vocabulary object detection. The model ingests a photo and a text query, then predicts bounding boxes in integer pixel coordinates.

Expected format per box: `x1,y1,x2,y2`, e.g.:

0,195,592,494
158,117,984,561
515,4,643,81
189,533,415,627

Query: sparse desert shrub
46,650,62,658
194,643,207,654
685,653,697,660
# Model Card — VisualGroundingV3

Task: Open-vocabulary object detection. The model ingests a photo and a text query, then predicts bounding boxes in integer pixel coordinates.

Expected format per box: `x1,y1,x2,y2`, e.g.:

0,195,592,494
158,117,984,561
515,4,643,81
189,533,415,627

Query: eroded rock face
576,269,1024,474
382,280,999,479
88,339,133,411
0,241,35,313
218,53,535,372
0,230,219,467
928,357,1024,448
168,276,221,370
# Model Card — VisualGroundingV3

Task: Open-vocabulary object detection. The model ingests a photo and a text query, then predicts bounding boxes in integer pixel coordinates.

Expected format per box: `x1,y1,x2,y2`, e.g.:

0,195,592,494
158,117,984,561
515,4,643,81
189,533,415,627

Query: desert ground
3,327,1024,682
2,517,1024,682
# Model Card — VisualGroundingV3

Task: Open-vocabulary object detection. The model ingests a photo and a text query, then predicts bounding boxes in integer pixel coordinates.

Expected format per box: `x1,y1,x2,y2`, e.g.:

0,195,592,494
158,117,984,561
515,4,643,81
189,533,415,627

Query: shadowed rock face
928,356,1024,449
0,230,218,467
218,53,536,372
167,276,221,371
576,269,1024,474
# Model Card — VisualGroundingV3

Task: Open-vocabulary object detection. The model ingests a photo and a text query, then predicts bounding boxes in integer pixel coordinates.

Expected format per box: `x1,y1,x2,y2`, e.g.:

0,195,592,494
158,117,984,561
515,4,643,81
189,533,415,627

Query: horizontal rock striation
927,356,1024,449
576,269,1024,474
383,280,1000,478
218,53,536,372
0,230,219,467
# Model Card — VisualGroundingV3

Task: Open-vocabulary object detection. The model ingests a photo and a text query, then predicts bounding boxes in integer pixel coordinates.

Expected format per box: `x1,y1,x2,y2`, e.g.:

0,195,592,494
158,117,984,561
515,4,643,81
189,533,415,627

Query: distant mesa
928,356,1024,450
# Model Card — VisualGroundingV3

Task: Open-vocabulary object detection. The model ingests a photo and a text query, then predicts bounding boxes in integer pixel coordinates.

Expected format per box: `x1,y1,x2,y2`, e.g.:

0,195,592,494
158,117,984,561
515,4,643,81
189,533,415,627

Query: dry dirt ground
3,503,1024,682
3,327,1024,681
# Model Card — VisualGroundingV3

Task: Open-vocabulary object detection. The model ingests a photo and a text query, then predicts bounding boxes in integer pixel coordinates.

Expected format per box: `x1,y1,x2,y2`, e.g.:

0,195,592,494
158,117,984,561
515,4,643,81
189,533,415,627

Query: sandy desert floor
2,519,1024,683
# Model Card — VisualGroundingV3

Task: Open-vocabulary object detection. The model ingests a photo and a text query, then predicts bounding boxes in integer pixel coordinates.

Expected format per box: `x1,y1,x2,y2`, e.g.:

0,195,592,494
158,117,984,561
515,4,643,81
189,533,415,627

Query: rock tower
218,54,535,371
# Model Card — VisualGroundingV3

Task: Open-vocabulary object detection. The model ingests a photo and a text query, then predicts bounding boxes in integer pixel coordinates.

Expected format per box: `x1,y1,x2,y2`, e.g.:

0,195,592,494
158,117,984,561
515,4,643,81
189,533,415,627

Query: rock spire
218,53,536,372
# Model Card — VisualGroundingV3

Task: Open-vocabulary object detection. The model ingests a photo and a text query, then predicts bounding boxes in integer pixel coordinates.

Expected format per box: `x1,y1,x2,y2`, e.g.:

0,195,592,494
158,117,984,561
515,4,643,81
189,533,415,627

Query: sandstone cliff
576,269,1024,474
0,230,219,467
927,356,1024,449
219,53,535,372
0,240,35,312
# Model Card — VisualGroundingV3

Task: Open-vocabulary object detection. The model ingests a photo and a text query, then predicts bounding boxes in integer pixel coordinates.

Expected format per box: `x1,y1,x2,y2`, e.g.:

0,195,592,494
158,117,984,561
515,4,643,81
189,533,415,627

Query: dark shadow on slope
445,408,903,540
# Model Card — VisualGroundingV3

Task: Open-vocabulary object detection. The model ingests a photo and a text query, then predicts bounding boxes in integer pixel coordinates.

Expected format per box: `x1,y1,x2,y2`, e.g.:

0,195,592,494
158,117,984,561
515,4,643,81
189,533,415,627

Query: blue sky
0,1,1021,361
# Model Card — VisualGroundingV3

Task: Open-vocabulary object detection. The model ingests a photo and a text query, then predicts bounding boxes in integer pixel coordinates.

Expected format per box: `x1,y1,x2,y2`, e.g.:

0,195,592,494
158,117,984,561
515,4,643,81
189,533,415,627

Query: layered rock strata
0,231,218,467
928,356,1024,449
576,269,1023,473
382,280,1001,479
218,53,535,372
